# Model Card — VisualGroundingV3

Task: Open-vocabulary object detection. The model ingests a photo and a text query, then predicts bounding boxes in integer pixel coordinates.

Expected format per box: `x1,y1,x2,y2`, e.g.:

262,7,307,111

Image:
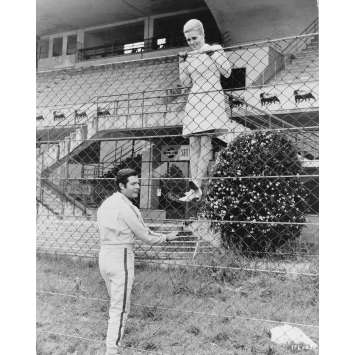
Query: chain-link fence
37,32,319,354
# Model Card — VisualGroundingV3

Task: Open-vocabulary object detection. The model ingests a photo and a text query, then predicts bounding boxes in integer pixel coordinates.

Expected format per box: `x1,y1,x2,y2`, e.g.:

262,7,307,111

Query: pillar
48,37,53,57
77,29,84,48
62,35,68,56
144,17,155,49
139,141,160,210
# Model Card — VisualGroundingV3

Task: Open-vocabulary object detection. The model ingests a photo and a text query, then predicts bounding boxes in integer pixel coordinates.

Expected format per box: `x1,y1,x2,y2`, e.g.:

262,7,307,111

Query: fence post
127,93,130,129
65,158,70,216
114,100,118,116
40,152,44,202
142,91,145,128
166,88,168,113
131,140,135,158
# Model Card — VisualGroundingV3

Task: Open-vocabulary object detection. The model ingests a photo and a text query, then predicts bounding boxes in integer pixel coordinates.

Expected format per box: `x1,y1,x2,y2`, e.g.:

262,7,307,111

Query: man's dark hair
116,168,138,191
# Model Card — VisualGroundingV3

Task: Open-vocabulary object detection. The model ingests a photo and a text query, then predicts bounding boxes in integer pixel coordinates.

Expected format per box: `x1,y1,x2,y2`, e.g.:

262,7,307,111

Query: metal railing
77,34,188,62
282,18,319,54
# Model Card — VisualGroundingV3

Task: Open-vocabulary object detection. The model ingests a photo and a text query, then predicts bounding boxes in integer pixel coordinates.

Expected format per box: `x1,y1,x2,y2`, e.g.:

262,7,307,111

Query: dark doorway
221,68,246,90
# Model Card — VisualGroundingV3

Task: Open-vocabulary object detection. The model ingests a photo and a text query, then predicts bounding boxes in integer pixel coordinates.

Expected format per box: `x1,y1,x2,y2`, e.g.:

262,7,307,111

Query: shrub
200,131,307,254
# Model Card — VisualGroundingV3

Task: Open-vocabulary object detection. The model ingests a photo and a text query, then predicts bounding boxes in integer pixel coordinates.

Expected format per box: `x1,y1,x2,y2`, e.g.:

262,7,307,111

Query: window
66,35,77,55
39,39,49,59
156,38,166,49
221,68,246,90
53,37,63,57
123,41,144,54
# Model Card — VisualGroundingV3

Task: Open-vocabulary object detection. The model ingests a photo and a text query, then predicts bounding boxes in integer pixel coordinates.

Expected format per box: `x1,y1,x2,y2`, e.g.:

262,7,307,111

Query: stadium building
36,0,319,256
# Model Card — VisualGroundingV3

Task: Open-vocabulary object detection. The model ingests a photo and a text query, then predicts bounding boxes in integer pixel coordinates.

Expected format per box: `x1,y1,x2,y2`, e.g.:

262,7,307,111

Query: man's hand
165,231,180,241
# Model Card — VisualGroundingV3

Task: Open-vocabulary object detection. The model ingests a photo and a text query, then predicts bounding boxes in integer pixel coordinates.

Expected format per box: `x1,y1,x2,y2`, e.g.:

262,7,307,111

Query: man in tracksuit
97,168,179,355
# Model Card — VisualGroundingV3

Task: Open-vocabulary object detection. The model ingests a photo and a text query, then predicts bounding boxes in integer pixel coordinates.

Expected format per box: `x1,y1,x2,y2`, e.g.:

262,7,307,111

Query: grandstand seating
270,36,318,84
36,57,179,127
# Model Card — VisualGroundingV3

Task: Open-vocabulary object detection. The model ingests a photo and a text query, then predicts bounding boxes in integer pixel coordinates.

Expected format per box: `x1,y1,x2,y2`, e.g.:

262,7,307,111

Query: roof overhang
37,0,206,36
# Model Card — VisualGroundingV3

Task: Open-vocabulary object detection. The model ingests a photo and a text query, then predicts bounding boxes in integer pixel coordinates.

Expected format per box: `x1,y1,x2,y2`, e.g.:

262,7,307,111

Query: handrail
97,82,178,101
228,93,296,130
89,140,145,178
100,140,133,163
36,197,62,217
77,34,186,62
76,30,217,62
228,93,318,159
37,100,97,137
300,18,319,35
97,143,134,176
282,18,318,54
43,179,89,215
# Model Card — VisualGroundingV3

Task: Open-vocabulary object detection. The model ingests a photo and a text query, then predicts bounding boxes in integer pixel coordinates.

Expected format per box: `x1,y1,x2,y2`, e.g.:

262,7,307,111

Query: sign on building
161,145,189,161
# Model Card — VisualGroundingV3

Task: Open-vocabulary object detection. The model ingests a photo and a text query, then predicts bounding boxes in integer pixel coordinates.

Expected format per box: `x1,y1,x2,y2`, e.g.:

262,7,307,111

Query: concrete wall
38,29,79,70
38,54,76,70
228,46,270,86
84,32,103,48
205,0,318,44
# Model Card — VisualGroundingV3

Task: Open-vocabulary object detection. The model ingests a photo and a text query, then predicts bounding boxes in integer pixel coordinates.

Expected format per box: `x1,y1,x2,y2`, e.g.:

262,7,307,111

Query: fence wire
37,33,319,355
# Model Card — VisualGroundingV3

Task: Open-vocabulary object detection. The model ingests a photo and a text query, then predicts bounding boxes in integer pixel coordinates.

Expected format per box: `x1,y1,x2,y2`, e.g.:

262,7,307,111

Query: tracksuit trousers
99,245,134,355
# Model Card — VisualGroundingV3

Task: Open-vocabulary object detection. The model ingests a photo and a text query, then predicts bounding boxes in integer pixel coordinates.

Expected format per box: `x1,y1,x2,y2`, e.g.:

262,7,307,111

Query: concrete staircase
37,128,148,217
37,184,63,217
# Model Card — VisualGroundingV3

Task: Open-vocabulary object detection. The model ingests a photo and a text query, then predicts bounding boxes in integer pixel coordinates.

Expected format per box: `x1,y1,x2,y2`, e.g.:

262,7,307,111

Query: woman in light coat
178,19,231,201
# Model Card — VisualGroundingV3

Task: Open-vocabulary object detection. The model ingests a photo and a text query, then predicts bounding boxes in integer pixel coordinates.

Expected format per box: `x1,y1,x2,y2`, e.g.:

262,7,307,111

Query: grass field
36,252,318,355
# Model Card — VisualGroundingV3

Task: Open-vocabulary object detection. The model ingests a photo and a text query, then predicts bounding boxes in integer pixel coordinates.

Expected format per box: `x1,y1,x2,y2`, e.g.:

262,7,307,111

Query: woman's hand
178,51,188,62
204,44,222,57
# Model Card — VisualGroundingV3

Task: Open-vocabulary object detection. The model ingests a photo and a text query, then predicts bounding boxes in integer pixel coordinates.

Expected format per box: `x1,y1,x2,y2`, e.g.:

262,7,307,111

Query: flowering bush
200,131,307,254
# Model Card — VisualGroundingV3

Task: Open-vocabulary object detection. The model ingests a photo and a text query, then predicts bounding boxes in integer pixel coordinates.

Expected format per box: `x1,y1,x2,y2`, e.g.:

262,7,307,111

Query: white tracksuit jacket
97,192,167,355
